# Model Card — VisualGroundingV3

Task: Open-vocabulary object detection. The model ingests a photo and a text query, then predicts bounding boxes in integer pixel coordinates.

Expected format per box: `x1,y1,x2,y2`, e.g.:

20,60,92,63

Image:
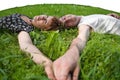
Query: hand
44,59,56,80
53,53,80,80
32,54,56,80
18,31,56,79
107,13,120,19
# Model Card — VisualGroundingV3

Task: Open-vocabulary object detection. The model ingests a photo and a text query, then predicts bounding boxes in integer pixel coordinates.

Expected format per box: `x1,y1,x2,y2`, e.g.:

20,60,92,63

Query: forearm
65,25,90,58
20,43,49,64
18,31,50,65
70,37,86,51
65,37,86,58
19,40,44,57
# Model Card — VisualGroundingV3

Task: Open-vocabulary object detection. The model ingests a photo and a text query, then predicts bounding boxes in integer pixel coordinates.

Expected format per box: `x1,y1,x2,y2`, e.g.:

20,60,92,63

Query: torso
78,14,120,35
0,13,34,33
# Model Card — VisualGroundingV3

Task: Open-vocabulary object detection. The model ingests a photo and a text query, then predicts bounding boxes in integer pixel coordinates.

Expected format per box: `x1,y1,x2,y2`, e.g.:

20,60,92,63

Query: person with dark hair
0,13,60,32
51,13,120,80
1,12,119,80
0,13,60,80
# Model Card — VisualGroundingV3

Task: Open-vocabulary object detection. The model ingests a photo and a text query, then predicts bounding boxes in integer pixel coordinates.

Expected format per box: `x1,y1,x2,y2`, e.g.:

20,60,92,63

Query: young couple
0,13,120,80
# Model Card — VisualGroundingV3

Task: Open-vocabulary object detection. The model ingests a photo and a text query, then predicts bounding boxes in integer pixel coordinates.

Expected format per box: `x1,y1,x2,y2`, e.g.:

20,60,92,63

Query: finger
72,64,80,80
55,71,68,80
67,74,72,80
115,16,119,19
45,65,56,80
54,67,69,80
115,15,119,19
117,16,120,19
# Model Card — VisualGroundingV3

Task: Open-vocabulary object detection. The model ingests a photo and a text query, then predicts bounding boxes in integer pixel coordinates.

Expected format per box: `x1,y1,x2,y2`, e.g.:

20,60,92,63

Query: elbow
19,43,30,52
18,31,33,51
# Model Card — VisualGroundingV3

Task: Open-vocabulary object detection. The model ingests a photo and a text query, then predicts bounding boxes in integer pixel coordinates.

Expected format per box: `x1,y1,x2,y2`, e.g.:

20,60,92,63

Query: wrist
65,48,80,61
32,54,51,65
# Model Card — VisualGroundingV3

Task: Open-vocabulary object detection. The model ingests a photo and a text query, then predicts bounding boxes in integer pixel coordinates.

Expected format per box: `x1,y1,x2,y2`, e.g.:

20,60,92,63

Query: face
32,15,55,30
59,14,78,28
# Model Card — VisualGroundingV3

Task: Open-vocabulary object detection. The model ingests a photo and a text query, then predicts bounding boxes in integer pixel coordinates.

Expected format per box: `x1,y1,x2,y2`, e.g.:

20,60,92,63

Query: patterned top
0,13,33,33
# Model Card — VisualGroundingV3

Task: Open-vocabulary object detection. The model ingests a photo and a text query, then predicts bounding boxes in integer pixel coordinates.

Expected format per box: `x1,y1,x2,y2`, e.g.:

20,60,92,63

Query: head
32,15,60,30
59,14,80,29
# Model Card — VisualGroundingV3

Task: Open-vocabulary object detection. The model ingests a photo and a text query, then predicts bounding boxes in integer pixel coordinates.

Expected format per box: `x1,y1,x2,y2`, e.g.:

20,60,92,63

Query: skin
18,31,56,80
59,14,81,29
107,13,120,19
18,15,57,80
21,15,56,30
53,24,90,80
32,15,54,30
19,14,85,80
52,13,120,80
18,13,119,80
51,14,89,80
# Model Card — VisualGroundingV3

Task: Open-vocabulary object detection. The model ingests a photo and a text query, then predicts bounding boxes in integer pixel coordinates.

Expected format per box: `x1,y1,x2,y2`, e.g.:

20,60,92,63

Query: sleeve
78,16,99,30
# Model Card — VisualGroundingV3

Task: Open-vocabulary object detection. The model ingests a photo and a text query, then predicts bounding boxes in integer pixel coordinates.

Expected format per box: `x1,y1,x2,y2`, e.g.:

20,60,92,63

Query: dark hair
46,17,63,30
39,17,63,31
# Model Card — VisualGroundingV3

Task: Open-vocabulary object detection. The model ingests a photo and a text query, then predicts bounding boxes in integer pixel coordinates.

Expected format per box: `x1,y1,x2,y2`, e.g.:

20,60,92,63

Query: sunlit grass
0,4,120,80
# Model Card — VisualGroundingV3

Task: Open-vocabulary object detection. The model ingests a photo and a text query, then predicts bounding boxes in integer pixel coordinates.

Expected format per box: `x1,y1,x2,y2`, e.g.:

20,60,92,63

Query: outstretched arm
53,25,91,80
18,31,55,80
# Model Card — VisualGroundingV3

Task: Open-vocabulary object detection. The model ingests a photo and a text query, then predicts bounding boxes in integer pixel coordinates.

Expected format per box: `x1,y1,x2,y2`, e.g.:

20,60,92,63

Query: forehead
37,15,47,17
63,14,75,17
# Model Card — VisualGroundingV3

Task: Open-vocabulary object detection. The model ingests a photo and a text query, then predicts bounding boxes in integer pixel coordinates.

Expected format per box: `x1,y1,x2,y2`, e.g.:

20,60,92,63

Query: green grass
0,4,120,80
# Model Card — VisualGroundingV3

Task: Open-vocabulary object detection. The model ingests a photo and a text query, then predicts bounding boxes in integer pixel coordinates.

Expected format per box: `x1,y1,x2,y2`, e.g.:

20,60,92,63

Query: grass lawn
0,4,120,80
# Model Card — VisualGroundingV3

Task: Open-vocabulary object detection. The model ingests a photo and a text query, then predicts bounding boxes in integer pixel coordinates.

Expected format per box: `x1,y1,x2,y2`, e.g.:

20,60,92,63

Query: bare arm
63,24,91,60
18,31,50,65
53,24,91,80
69,24,90,54
18,31,56,80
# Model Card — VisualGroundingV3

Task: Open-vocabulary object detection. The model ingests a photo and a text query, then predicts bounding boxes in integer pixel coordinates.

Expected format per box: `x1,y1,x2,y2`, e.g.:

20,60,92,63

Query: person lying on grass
1,13,119,80
51,13,120,80
0,13,60,80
